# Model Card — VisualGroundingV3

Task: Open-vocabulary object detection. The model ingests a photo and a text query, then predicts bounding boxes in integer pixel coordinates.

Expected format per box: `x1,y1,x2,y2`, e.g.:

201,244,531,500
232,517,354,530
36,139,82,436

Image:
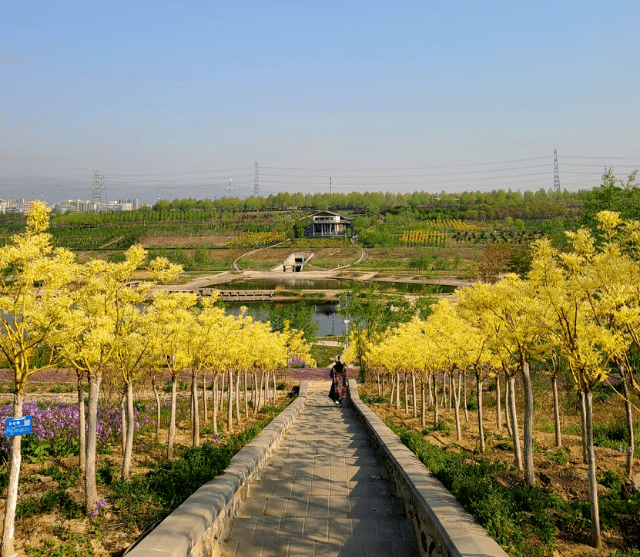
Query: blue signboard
4,416,33,438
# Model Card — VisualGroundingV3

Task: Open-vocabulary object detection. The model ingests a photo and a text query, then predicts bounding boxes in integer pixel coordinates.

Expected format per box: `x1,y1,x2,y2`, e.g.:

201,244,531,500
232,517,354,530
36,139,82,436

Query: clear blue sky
2,0,640,204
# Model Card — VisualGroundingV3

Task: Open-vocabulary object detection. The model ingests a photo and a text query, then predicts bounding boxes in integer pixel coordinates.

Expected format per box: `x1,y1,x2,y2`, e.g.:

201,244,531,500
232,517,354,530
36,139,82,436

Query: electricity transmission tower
254,161,260,197
92,170,105,206
553,150,561,191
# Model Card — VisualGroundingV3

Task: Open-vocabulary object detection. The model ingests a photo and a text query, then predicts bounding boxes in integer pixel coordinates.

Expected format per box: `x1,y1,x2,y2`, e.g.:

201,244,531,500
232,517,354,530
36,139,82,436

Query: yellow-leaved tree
457,275,546,486
529,228,623,548
145,290,198,458
0,202,77,557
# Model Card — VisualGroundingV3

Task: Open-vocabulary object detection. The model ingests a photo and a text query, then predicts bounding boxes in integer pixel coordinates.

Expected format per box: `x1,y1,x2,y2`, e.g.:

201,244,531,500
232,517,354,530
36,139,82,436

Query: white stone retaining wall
126,381,309,557
348,379,508,557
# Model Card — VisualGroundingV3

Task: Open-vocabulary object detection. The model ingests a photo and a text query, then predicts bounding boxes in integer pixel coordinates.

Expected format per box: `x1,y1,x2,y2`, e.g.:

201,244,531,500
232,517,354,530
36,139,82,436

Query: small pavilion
303,211,353,238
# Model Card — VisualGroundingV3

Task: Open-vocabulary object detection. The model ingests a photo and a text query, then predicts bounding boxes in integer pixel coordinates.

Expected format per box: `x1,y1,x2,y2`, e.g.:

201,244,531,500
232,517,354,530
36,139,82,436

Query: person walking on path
329,355,347,406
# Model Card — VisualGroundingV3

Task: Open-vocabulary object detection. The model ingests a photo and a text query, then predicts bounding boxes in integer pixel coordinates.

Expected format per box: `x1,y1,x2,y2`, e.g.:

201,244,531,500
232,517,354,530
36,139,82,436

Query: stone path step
222,390,419,557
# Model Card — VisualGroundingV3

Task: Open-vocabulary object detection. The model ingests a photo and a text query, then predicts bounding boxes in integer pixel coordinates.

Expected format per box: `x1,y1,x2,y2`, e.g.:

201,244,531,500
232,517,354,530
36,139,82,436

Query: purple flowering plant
289,356,308,368
0,400,155,463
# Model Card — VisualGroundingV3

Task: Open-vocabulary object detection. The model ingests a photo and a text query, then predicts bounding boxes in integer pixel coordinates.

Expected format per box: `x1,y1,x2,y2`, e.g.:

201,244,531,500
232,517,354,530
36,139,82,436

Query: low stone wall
348,379,508,557
126,381,309,557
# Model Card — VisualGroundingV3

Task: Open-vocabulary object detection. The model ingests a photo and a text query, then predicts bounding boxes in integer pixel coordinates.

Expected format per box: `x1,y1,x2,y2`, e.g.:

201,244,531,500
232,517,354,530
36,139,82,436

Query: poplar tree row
352,210,640,549
0,202,313,557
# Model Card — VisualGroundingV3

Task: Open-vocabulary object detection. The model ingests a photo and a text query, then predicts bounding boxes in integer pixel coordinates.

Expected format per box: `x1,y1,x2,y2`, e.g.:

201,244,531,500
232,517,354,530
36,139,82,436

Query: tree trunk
389,375,395,408
521,360,535,486
192,369,200,446
212,375,218,435
120,393,126,455
121,382,135,480
235,371,241,422
448,372,453,411
227,370,234,433
584,388,602,548
421,378,426,427
463,369,469,423
395,372,400,409
255,372,264,414
85,371,102,511
152,377,161,442
412,372,417,418
202,371,208,423
77,371,86,474
552,375,562,448
453,370,462,441
433,374,439,426
167,376,177,459
428,373,433,406
476,374,485,453
495,374,502,431
505,371,513,437
579,389,588,464
621,366,635,479
244,373,249,418
404,372,408,413
1,391,23,557
220,372,225,414
508,374,523,471
377,373,381,397
441,372,447,408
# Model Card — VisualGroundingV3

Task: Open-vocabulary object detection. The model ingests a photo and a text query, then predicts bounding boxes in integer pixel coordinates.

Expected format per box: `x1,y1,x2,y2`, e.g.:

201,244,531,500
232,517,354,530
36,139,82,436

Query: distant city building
0,197,145,215
55,198,141,213
303,211,353,238
0,199,35,214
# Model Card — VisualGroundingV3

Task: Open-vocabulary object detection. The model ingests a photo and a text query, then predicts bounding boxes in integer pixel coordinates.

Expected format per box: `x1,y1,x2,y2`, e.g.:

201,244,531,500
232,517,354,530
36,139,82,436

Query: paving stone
349,497,373,516
221,390,419,557
227,517,256,539
262,539,288,557
337,540,367,557
328,497,351,517
238,497,267,517
351,518,377,541
264,497,288,517
287,540,316,556
366,540,396,557
253,516,280,541
271,481,293,497
279,517,305,540
327,518,353,542
315,541,342,557
303,518,329,542
307,496,329,516
250,479,275,498
284,497,308,517
234,539,265,557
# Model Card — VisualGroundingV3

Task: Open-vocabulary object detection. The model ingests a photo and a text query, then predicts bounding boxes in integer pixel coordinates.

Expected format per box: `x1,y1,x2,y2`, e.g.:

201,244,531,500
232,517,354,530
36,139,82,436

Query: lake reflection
224,300,346,337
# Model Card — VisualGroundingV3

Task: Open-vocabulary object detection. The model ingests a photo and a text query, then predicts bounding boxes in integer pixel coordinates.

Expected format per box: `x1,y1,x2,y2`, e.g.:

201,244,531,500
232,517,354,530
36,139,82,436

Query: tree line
0,202,314,557
350,209,640,549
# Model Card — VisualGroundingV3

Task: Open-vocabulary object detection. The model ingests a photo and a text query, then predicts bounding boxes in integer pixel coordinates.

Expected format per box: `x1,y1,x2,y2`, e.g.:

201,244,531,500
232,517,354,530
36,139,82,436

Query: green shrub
17,489,83,520
25,537,94,557
108,407,285,533
546,449,568,466
387,419,556,557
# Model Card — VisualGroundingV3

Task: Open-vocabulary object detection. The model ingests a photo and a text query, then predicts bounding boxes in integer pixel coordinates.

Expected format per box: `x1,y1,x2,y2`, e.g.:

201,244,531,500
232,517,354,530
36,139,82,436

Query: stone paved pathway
222,388,420,557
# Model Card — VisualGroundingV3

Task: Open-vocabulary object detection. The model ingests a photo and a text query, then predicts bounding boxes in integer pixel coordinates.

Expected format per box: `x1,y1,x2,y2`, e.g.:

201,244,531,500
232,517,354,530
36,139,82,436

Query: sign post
4,416,33,437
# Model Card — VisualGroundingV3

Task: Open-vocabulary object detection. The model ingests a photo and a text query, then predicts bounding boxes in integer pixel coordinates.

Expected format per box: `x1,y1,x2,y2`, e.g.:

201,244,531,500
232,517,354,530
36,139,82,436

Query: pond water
225,301,348,337
208,277,455,294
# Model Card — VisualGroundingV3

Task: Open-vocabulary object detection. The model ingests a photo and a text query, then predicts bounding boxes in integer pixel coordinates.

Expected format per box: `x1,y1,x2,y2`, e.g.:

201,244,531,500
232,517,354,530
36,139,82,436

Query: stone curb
126,381,309,557
348,379,508,557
